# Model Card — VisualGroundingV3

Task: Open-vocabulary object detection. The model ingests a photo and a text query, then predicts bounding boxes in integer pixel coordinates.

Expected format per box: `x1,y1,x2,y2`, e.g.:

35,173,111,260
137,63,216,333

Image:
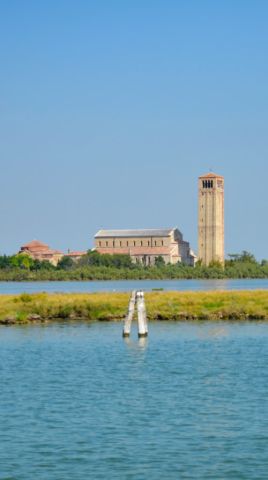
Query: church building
94,228,196,266
19,240,63,266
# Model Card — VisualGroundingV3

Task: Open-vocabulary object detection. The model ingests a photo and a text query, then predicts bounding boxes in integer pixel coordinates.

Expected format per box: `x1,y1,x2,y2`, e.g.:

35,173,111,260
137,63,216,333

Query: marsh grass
0,290,268,324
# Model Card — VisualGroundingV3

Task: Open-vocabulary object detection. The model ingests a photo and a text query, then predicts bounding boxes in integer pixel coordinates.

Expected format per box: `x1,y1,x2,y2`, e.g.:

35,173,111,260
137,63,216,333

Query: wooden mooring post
122,290,136,337
123,290,148,338
136,290,148,338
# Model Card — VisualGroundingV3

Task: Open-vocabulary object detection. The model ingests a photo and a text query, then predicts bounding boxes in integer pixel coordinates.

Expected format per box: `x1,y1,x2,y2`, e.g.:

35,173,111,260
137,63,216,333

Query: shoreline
1,274,268,282
1,290,268,325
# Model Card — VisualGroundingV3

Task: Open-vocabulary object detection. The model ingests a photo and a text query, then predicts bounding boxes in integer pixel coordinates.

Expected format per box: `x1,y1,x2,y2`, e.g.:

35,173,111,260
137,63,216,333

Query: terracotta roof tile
22,240,49,249
20,240,63,256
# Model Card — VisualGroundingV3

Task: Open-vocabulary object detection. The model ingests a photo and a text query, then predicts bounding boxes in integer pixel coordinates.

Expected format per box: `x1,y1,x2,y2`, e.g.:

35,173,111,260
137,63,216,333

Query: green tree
227,251,257,264
57,256,75,270
0,255,11,269
155,256,165,267
10,254,34,270
31,259,55,271
239,251,257,263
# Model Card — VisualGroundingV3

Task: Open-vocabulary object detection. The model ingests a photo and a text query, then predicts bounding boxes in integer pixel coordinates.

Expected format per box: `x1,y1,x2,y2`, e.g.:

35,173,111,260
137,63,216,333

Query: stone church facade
94,228,196,266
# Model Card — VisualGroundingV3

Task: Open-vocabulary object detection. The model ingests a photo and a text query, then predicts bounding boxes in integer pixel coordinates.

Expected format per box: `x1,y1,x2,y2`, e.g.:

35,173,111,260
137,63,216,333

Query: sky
0,0,267,259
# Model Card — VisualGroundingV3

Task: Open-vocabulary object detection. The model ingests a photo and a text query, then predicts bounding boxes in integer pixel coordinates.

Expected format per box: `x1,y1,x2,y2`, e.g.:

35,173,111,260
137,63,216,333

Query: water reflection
123,335,148,352
197,324,229,340
138,337,148,349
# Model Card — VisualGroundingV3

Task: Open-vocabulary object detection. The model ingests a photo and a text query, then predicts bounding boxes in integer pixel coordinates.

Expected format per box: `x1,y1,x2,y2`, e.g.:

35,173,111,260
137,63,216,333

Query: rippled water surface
1,278,268,294
1,321,268,479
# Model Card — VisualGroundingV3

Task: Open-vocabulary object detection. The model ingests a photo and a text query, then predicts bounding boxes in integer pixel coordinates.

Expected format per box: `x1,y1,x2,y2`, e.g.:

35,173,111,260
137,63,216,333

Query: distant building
65,251,87,261
198,172,224,265
19,240,63,266
94,228,196,266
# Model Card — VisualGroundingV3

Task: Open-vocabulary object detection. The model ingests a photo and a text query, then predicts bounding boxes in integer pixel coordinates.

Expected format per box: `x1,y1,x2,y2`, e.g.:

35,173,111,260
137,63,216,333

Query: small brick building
94,228,196,266
19,240,63,266
65,251,87,261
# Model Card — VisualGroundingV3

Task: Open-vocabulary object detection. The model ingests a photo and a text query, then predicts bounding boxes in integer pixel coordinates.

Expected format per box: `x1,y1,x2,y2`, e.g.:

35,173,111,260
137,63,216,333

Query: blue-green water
1,278,268,294
1,321,268,479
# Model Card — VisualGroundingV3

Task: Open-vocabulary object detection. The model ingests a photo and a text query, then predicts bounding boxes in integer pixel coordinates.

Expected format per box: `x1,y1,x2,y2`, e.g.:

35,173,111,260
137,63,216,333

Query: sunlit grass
0,290,268,323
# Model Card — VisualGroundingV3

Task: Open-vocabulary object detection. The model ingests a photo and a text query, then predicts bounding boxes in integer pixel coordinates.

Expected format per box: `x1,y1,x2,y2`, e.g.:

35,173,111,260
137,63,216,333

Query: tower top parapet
199,172,224,179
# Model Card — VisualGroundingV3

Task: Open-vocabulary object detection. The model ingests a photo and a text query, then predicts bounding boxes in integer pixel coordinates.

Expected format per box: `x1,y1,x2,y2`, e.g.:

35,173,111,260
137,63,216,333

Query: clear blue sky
0,1,267,259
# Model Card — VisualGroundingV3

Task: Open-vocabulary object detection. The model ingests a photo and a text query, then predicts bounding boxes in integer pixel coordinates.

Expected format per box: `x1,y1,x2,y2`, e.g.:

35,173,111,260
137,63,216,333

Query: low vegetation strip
0,291,268,324
0,250,268,280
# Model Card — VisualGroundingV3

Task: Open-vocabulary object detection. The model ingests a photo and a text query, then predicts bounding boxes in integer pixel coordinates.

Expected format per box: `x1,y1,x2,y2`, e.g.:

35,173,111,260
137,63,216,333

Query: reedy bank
1,290,268,324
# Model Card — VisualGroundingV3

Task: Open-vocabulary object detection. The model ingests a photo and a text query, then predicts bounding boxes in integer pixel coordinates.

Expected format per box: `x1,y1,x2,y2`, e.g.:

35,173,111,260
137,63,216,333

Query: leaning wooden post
123,290,136,337
136,290,148,338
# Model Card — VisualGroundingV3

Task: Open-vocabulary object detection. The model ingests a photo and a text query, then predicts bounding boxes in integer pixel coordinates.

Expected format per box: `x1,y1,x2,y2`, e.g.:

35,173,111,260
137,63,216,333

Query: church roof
22,240,49,249
199,172,224,179
21,240,63,255
95,228,176,238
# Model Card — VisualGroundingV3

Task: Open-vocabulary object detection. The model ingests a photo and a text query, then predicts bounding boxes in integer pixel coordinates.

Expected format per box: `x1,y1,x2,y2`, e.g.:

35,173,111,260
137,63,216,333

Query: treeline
0,250,267,281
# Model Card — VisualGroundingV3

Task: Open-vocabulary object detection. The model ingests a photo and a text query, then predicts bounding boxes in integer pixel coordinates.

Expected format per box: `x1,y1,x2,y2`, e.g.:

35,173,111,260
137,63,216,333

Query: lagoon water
1,278,268,294
1,321,268,479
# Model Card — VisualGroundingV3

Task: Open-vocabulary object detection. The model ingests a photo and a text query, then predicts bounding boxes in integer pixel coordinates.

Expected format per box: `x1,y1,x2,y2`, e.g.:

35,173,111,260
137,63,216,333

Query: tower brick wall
198,173,224,265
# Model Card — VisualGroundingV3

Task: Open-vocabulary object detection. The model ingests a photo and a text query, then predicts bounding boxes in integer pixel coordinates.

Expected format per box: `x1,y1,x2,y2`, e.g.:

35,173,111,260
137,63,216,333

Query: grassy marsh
1,290,268,324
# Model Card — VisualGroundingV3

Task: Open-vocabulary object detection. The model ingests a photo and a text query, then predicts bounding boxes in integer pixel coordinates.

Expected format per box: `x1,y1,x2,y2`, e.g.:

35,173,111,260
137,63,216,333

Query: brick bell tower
198,172,224,266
